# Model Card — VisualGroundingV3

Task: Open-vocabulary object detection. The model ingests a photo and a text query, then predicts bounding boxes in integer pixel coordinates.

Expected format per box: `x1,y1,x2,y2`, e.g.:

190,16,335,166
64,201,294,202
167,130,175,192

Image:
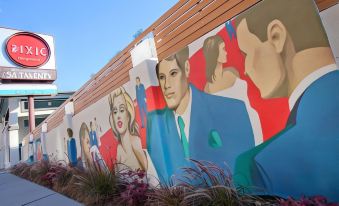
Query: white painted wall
320,4,339,66
18,3,339,179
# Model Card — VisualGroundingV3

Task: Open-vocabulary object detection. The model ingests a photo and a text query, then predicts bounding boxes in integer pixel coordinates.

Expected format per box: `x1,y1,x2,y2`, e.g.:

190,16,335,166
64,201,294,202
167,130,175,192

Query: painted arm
132,137,148,171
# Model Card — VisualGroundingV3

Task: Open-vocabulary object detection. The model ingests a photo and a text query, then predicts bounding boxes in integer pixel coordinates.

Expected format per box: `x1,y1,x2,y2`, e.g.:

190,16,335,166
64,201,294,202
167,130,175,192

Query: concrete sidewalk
0,172,82,206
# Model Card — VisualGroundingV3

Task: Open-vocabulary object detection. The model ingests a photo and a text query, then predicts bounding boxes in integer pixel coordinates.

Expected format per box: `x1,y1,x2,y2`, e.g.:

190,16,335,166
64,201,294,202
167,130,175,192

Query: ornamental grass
10,159,338,206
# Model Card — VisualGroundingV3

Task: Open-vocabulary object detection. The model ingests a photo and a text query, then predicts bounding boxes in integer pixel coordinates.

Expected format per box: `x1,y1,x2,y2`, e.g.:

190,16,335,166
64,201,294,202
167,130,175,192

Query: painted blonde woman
108,87,148,171
203,35,263,145
79,122,107,170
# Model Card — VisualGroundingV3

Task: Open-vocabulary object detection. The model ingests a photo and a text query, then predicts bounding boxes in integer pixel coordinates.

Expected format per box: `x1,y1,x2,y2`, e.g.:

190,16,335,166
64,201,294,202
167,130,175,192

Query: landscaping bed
10,160,337,206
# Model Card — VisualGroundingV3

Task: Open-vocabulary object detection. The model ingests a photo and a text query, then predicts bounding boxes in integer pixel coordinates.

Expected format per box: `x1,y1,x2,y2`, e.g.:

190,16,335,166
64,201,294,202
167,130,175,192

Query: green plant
73,164,122,205
278,196,339,206
54,166,85,202
118,168,150,206
10,162,32,179
146,182,188,206
178,160,278,206
28,160,52,187
14,159,336,206
178,160,239,205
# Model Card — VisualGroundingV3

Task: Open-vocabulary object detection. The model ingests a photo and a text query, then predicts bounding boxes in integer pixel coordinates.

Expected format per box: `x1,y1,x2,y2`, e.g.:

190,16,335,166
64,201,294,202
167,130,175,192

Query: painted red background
189,21,290,141
99,20,291,167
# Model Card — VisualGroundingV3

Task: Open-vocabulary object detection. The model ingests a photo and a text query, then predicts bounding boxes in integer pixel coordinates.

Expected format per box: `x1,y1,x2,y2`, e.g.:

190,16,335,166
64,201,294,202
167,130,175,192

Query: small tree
133,29,143,39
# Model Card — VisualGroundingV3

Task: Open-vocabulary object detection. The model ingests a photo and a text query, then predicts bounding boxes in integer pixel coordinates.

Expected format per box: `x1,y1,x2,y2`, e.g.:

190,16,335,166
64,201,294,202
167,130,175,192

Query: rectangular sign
0,83,57,96
0,27,56,81
0,67,56,81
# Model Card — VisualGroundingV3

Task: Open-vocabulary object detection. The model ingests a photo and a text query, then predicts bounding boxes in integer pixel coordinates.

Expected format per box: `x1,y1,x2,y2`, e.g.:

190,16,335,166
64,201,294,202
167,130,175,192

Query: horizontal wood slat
75,58,132,104
73,59,132,112
74,68,131,114
31,0,337,138
155,0,236,50
153,0,203,37
316,0,338,11
157,0,257,59
75,75,130,114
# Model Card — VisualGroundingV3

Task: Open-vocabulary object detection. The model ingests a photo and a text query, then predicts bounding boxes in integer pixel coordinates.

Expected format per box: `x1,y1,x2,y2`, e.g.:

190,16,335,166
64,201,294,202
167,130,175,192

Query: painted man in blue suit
234,0,339,202
147,46,255,184
135,76,147,128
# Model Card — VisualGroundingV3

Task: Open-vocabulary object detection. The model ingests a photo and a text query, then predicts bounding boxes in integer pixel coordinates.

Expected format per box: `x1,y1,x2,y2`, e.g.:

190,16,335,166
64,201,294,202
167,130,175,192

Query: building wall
18,117,29,144
0,122,5,169
22,0,339,202
320,4,339,65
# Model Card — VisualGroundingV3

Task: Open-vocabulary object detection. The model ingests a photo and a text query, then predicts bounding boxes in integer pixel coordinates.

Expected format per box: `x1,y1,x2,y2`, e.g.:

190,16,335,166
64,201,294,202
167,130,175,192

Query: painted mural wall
27,0,338,202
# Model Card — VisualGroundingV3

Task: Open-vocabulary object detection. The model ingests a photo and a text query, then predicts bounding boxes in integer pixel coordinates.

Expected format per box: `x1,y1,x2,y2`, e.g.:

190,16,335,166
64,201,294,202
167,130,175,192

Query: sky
0,0,178,92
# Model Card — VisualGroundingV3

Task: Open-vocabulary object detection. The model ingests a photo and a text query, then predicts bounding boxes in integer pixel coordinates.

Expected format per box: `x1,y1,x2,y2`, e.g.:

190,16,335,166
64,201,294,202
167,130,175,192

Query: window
23,117,46,128
22,99,66,112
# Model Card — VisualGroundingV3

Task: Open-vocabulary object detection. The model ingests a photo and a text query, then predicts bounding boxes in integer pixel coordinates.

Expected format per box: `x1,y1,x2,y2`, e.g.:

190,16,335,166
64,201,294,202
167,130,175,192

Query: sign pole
28,95,35,132
28,95,35,162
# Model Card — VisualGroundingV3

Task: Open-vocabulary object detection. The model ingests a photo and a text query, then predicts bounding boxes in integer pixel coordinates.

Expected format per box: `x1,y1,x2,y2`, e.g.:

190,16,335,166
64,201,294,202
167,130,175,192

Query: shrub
145,182,188,206
178,160,278,206
278,196,339,206
118,168,150,206
73,164,122,205
11,159,338,206
10,162,31,179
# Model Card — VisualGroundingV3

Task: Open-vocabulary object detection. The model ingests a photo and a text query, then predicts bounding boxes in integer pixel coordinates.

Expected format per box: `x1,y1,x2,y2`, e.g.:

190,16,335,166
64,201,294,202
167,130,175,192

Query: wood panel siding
28,0,336,139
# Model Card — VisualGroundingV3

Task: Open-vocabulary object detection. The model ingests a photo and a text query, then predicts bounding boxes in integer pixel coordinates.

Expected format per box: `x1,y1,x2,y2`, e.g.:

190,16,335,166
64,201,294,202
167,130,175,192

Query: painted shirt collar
289,64,338,110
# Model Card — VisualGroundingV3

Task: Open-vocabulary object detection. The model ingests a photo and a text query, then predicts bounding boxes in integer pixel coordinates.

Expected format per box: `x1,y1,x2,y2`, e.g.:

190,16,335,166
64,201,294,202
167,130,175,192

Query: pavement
0,171,82,206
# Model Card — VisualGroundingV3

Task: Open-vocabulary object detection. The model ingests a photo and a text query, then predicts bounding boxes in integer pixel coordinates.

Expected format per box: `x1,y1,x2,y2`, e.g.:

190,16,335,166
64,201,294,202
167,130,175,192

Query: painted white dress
90,145,108,171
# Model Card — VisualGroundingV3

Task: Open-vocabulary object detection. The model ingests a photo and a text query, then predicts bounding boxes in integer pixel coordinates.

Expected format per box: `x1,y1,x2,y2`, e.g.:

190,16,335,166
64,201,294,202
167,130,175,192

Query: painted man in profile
234,0,339,201
147,46,255,183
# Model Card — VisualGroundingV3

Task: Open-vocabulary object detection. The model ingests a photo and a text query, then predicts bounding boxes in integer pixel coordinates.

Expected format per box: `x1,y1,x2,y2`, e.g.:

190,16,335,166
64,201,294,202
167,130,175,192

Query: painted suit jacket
234,70,339,202
136,84,146,106
147,85,255,183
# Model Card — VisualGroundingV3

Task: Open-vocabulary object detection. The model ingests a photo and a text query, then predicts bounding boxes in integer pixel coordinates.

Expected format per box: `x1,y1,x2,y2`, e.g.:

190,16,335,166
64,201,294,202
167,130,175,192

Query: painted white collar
289,64,338,110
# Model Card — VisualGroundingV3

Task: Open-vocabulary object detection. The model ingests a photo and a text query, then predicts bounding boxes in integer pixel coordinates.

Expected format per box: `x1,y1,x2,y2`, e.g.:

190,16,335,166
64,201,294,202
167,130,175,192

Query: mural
66,128,77,166
202,34,262,145
147,0,338,201
108,87,147,171
35,0,338,202
148,46,255,183
35,139,42,161
135,77,147,129
232,0,338,201
79,122,107,171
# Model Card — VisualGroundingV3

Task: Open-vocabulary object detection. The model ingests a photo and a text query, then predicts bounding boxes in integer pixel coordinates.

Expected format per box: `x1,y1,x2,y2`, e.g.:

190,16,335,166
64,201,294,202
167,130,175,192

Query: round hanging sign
6,32,50,68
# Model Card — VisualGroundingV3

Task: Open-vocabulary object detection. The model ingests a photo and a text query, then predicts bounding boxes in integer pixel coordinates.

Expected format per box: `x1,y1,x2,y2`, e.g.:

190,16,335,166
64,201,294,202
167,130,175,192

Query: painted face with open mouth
112,94,129,136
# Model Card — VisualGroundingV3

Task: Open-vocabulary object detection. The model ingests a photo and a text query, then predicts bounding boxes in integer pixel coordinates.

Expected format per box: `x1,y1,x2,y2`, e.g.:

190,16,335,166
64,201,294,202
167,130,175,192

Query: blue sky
0,0,178,92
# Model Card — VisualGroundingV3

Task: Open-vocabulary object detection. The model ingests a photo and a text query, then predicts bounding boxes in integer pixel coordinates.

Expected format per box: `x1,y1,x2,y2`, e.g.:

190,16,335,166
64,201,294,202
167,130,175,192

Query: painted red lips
117,120,123,128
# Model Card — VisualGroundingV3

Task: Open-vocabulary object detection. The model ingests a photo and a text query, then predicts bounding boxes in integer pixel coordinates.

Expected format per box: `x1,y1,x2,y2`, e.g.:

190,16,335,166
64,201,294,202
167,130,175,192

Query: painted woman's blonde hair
79,122,92,168
108,87,139,141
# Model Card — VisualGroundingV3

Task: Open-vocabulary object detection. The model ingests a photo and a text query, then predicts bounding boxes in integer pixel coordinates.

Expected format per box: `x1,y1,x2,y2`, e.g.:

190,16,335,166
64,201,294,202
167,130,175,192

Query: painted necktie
177,116,189,158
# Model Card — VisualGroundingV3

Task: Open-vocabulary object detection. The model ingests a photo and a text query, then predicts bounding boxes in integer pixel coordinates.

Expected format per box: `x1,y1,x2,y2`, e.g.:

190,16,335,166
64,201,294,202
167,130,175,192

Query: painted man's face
237,19,286,98
112,94,129,135
136,78,140,85
158,59,189,110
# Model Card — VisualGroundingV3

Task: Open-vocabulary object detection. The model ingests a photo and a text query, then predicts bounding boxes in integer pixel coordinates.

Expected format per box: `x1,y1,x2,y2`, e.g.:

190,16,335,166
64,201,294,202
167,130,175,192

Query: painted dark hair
203,35,224,83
